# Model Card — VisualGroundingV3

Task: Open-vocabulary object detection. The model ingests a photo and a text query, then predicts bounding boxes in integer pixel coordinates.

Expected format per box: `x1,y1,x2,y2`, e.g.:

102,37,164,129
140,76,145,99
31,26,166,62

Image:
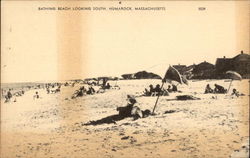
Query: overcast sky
1,1,249,83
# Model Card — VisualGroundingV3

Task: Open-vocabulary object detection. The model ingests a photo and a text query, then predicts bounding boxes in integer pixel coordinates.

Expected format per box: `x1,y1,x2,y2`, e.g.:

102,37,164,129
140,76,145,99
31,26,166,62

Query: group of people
166,84,178,93
102,83,111,90
72,81,117,99
3,89,25,103
45,83,62,94
205,84,244,97
72,86,96,99
4,89,14,103
143,84,179,97
71,81,122,99
46,86,61,94
205,84,227,94
143,84,166,96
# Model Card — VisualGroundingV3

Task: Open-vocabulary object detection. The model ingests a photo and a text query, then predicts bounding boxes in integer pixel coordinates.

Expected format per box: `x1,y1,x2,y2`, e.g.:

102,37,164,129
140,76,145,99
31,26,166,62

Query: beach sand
1,79,249,158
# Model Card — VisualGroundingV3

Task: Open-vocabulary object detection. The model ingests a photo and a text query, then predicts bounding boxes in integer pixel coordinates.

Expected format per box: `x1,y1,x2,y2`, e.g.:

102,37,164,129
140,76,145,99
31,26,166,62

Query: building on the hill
215,51,250,78
183,64,196,79
192,61,216,79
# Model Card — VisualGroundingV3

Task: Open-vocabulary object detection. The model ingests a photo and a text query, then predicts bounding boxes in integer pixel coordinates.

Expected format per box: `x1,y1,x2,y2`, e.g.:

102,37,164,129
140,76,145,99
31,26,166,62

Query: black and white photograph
1,0,249,158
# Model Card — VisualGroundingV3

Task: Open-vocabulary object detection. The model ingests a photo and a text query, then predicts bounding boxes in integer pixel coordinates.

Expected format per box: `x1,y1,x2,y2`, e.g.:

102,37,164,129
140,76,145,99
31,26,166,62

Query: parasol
152,65,188,114
226,71,242,93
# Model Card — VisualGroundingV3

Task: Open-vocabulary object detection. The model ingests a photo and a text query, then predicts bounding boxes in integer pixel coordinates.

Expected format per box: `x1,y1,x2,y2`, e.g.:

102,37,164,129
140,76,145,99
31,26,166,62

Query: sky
1,1,249,83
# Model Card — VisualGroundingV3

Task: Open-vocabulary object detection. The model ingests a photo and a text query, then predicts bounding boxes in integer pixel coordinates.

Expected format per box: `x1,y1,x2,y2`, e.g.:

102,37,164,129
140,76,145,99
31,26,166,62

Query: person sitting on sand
143,86,168,97
162,88,169,96
78,86,86,96
154,84,162,96
205,84,213,93
149,84,155,96
143,88,151,96
84,95,151,126
86,86,95,95
116,95,150,120
117,95,136,118
231,88,239,97
55,86,61,93
167,85,172,93
214,84,227,94
102,82,111,90
231,88,245,97
77,90,84,97
117,95,149,120
102,78,108,88
72,86,87,99
79,86,85,91
172,84,178,92
4,89,12,103
46,87,50,94
105,83,111,89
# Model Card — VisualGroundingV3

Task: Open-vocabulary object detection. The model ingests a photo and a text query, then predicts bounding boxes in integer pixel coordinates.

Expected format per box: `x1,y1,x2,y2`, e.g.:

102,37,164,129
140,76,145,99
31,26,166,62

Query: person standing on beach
33,91,40,99
7,89,12,99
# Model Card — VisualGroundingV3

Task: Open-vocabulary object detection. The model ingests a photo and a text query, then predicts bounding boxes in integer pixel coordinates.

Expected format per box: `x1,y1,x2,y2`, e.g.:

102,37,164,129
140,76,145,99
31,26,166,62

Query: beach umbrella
162,66,188,85
152,66,187,114
162,65,183,84
226,71,242,93
226,71,242,80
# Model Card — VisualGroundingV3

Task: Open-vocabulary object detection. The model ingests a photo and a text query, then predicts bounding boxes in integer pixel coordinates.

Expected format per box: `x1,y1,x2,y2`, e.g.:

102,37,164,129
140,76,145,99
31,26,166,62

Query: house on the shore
215,51,250,78
183,64,196,79
192,61,215,79
173,64,197,79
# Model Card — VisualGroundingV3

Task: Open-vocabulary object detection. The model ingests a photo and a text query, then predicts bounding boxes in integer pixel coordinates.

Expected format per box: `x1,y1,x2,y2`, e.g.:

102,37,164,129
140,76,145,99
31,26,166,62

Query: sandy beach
1,79,249,158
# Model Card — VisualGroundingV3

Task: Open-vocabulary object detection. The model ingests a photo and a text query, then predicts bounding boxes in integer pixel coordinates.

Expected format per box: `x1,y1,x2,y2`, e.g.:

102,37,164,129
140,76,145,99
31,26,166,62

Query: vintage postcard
1,0,249,158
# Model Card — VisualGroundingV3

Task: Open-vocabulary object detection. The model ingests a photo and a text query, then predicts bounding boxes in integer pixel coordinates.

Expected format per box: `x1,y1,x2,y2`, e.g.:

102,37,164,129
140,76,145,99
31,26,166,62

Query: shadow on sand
83,114,127,126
